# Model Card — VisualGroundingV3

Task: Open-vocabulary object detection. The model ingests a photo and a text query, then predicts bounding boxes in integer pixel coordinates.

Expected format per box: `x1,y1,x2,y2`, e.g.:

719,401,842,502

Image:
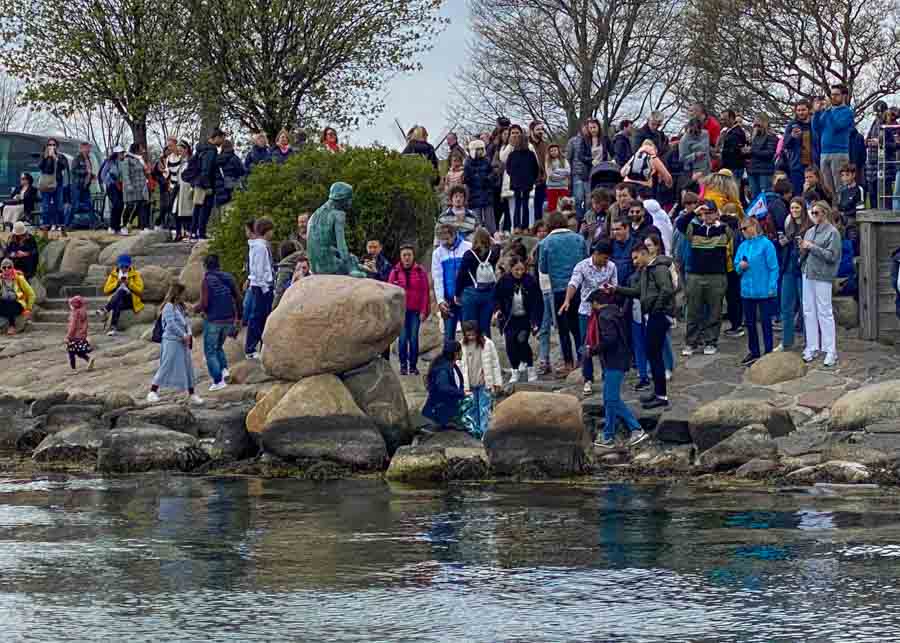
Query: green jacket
617,255,675,317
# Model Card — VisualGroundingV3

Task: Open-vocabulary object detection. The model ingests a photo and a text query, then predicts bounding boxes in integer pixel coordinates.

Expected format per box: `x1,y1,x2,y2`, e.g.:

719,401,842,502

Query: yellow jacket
704,187,745,220
3,271,35,312
103,267,144,313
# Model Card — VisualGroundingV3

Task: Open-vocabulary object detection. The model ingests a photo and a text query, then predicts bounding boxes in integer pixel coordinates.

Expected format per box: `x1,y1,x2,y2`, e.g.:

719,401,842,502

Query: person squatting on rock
494,256,543,384
585,289,647,450
422,340,465,432
245,217,275,359
0,258,34,335
65,295,94,371
99,254,144,336
388,244,430,376
195,253,241,392
148,282,202,405
459,320,503,439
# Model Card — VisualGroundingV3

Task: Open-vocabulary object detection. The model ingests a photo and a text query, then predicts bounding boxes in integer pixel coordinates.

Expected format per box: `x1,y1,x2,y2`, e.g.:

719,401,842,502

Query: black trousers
504,315,534,369
106,288,134,328
0,298,22,324
553,290,581,365
646,312,670,398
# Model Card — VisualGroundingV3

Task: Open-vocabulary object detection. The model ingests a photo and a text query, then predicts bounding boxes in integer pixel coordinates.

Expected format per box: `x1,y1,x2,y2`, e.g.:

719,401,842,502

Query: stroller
590,161,621,191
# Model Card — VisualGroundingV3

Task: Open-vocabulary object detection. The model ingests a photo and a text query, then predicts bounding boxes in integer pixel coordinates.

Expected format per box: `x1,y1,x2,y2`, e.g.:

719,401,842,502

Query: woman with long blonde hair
402,124,439,175
702,170,745,219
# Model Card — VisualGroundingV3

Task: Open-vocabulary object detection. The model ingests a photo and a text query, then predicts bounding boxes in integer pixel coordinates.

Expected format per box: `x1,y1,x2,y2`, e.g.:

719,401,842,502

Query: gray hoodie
800,222,841,282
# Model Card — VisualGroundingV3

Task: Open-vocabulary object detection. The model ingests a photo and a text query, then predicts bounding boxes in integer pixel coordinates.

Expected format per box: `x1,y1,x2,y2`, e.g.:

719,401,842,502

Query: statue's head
329,181,353,207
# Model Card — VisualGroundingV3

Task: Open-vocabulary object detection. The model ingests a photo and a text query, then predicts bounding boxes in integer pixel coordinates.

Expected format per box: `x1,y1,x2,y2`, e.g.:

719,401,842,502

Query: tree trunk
130,118,148,157
199,101,222,141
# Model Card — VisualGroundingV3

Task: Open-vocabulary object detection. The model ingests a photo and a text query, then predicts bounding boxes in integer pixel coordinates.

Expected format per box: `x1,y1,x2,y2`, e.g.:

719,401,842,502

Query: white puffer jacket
460,337,503,391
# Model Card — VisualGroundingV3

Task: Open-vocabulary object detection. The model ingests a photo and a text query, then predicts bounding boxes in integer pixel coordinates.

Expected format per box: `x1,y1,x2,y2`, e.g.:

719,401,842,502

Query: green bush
211,146,439,276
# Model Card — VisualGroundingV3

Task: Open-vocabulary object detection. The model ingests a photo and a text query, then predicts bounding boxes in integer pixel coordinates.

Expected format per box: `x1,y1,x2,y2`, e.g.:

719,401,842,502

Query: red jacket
388,262,430,317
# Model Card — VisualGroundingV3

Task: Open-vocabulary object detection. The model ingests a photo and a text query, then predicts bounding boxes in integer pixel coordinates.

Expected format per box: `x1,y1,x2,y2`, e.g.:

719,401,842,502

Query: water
2,476,900,642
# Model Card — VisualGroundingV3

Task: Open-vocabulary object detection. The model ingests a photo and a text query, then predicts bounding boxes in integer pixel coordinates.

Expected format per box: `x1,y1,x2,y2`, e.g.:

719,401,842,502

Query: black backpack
181,153,202,184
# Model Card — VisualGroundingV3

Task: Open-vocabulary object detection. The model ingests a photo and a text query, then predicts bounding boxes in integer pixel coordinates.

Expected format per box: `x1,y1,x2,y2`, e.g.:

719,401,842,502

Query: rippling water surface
2,476,900,641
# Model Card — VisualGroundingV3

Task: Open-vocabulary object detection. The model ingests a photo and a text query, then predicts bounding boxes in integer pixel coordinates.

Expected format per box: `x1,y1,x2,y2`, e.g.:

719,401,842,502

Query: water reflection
1,477,900,641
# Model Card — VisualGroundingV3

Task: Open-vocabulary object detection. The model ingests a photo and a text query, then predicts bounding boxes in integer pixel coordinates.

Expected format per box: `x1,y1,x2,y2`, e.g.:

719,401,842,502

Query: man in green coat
307,182,365,277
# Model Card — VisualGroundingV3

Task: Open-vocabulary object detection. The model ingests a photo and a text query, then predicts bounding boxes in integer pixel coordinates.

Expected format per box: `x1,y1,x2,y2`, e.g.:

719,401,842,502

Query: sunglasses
740,225,753,231
811,210,824,216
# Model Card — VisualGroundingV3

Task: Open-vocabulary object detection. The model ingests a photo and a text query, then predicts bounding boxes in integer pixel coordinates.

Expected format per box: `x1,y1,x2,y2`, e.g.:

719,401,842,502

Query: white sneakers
222,368,230,380
209,381,227,392
189,394,204,405
509,369,520,384
665,369,672,381
527,366,538,382
107,227,114,235
681,346,694,356
146,391,160,403
703,345,718,355
583,381,593,395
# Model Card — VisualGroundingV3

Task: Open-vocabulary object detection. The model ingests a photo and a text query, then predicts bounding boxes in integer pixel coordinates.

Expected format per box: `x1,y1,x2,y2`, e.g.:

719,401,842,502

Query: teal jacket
735,235,779,300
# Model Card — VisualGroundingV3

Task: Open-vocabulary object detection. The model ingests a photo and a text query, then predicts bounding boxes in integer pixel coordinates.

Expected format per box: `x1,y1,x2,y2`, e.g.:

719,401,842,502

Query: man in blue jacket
431,223,472,342
812,85,854,201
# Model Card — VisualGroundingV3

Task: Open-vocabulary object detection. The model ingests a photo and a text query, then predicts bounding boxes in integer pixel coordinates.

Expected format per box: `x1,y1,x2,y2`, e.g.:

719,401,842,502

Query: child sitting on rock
460,320,502,439
65,295,94,370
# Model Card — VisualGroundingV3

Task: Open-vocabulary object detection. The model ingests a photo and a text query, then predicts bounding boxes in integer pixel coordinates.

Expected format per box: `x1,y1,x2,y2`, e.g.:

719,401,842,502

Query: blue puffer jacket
463,156,494,209
735,235,779,299
813,106,854,155
538,229,588,293
244,145,272,173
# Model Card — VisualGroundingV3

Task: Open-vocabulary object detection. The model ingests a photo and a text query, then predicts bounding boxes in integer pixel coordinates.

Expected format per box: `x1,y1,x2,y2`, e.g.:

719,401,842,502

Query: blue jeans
631,319,649,382
203,320,232,384
241,288,254,327
463,386,492,439
442,302,462,342
572,179,590,219
41,186,65,227
781,272,803,349
579,313,595,383
245,287,273,356
744,297,775,358
603,368,641,441
461,287,495,339
538,292,554,364
399,310,421,369
748,174,772,200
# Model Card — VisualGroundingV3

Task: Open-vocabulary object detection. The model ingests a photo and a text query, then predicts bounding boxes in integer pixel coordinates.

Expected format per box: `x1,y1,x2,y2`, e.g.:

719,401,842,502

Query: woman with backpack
455,228,501,340
622,139,673,195
495,256,543,383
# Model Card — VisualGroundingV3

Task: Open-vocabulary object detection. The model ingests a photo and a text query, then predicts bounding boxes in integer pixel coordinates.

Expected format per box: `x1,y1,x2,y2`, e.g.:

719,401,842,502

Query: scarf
278,144,290,154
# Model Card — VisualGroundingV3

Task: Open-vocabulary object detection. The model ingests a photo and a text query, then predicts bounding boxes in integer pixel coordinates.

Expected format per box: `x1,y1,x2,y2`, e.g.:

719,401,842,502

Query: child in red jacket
388,243,430,375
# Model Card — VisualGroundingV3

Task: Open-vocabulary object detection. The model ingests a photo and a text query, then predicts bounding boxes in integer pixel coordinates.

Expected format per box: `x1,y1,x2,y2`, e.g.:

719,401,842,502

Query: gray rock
192,404,251,439
341,358,413,454
697,424,777,471
44,404,104,431
386,446,448,482
260,414,388,470
117,404,197,436
823,432,900,466
635,444,694,472
787,460,871,484
29,391,69,418
60,238,100,276
646,404,692,444
211,421,257,461
42,271,83,297
689,400,795,452
97,426,209,473
41,238,69,273
831,380,900,432
735,458,781,479
416,430,483,449
833,297,859,329
775,430,834,457
32,423,107,463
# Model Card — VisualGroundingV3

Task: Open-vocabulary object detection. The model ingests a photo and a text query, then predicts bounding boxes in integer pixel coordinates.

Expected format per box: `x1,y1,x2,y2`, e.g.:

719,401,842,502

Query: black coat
464,156,494,209
5,234,38,278
613,132,633,167
748,132,778,176
403,140,439,171
589,304,631,371
194,143,219,189
495,272,543,330
506,149,540,191
720,125,748,171
214,151,246,206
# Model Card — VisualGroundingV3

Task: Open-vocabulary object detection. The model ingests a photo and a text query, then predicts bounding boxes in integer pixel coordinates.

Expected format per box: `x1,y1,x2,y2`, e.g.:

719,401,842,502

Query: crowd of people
420,90,863,446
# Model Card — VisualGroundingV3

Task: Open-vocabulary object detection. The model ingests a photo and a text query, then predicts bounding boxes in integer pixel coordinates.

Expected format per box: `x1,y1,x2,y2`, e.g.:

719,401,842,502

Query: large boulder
41,238,69,273
192,404,251,439
386,445,448,482
139,265,174,303
696,424,778,471
59,238,101,276
30,276,47,306
787,460,871,484
833,297,859,329
418,310,443,356
97,426,209,473
256,375,387,469
98,230,169,265
342,359,412,454
831,381,900,432
689,400,795,452
117,304,158,330
246,382,293,434
735,458,781,479
116,404,197,436
178,240,210,302
485,392,592,477
32,423,107,463
42,271,82,297
261,275,404,380
747,352,808,386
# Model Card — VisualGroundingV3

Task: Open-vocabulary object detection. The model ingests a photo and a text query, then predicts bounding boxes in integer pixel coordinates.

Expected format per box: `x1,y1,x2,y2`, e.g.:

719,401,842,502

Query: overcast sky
350,2,471,150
